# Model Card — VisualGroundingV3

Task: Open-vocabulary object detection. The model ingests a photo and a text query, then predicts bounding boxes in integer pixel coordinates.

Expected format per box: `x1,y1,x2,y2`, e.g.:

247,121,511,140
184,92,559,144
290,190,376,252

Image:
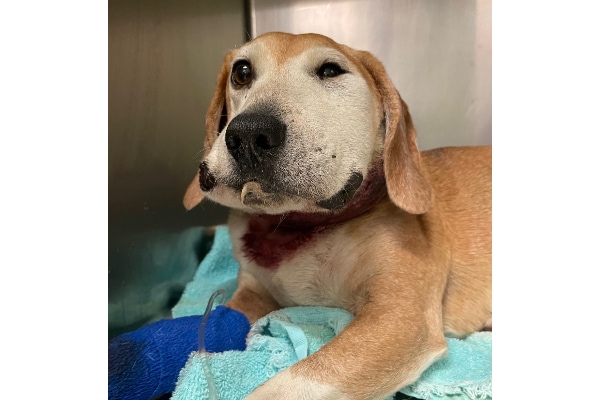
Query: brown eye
317,62,346,79
231,61,253,87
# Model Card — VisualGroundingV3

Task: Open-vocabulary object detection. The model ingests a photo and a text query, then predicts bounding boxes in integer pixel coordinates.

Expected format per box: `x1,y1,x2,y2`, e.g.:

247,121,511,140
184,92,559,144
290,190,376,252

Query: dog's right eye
231,61,253,87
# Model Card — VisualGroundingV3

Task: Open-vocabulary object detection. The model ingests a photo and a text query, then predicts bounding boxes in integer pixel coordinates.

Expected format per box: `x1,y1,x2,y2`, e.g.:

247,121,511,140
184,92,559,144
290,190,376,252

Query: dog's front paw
246,369,349,400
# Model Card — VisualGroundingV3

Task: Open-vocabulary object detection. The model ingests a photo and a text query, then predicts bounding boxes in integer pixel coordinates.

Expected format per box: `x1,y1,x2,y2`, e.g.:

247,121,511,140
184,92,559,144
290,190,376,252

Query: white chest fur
228,211,361,309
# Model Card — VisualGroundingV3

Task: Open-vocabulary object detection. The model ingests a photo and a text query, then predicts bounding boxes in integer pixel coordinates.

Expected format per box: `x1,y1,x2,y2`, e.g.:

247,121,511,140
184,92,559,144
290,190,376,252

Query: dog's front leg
245,299,448,400
226,269,281,324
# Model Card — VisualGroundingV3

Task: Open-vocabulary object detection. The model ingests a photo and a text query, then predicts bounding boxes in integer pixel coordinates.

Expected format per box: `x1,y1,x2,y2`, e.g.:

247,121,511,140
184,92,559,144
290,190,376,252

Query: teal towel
171,227,239,319
172,226,492,400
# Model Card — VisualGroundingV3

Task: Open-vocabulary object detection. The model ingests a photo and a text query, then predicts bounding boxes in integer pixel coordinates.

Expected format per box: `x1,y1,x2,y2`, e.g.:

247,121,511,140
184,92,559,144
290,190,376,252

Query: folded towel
172,226,492,400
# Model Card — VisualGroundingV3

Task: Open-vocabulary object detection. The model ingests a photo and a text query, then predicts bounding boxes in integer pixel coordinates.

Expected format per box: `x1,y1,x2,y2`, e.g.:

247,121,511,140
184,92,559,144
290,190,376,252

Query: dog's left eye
317,62,346,79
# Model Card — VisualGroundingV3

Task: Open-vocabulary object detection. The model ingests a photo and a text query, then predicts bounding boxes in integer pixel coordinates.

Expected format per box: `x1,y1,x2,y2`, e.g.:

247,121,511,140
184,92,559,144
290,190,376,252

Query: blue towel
172,226,492,400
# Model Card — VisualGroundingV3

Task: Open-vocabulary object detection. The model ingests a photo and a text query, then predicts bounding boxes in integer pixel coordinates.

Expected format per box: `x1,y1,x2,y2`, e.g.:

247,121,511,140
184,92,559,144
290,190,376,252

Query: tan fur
226,270,281,324
183,32,491,400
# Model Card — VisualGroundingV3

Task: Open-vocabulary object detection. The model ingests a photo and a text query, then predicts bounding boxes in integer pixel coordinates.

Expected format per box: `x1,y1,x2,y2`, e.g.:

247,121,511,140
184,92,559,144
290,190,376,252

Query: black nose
225,113,286,170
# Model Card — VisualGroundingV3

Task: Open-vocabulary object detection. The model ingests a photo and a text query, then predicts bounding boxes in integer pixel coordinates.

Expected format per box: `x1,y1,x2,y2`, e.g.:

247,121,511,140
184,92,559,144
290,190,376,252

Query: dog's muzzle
225,113,286,172
199,112,367,211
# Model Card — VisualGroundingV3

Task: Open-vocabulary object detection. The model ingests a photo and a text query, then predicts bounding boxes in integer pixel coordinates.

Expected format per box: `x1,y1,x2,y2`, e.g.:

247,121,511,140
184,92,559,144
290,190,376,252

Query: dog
183,32,491,400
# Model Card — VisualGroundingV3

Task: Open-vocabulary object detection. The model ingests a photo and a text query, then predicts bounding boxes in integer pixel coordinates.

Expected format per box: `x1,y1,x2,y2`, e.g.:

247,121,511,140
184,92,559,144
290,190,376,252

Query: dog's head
184,32,431,216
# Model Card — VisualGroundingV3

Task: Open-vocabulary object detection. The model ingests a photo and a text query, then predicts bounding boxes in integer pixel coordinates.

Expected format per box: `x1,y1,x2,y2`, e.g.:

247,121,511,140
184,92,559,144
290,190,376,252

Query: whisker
273,213,288,233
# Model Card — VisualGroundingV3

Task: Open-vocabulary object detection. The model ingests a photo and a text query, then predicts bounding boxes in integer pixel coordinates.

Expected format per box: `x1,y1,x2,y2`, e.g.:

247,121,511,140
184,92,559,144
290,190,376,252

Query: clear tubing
198,289,226,400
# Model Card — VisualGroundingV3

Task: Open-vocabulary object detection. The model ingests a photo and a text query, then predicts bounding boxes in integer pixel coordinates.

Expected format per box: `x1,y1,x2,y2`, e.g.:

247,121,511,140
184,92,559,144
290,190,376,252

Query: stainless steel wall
109,0,246,228
108,0,246,338
249,0,492,150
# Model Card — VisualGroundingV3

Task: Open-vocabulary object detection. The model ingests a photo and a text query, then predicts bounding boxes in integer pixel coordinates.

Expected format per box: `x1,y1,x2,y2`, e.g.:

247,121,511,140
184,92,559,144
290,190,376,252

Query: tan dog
184,32,491,400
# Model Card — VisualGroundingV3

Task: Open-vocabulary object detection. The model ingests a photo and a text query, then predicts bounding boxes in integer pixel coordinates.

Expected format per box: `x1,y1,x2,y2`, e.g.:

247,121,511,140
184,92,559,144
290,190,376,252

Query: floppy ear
353,50,432,214
183,52,233,210
183,173,204,210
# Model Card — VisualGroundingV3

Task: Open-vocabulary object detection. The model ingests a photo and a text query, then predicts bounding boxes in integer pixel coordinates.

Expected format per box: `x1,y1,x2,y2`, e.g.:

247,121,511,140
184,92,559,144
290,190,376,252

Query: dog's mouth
200,159,386,217
239,172,364,211
316,172,363,210
240,162,387,229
